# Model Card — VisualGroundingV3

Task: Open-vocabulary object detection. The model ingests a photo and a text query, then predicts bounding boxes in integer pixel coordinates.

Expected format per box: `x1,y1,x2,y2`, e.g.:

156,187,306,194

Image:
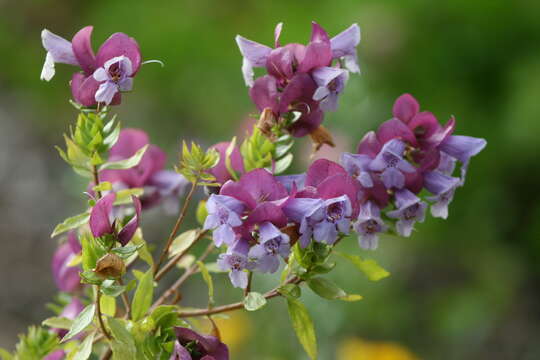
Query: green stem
95,286,111,340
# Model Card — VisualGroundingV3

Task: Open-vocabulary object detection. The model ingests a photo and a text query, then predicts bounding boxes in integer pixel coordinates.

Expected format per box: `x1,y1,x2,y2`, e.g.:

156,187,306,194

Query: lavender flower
204,194,245,247
354,201,387,250
312,66,349,112
369,139,415,189
387,189,427,237
89,193,141,246
330,23,361,73
424,170,461,219
248,222,290,273
340,152,374,188
217,250,252,289
93,56,134,105
171,327,229,360
439,135,487,182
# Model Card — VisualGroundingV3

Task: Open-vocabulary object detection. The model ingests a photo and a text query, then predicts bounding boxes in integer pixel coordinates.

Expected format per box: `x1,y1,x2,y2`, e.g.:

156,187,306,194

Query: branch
154,179,199,275
155,229,208,282
92,164,102,199
95,286,111,340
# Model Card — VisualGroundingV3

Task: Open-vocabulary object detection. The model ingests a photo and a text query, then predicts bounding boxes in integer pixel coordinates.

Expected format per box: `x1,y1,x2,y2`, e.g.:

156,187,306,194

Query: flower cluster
236,22,360,136
41,26,142,106
205,94,486,288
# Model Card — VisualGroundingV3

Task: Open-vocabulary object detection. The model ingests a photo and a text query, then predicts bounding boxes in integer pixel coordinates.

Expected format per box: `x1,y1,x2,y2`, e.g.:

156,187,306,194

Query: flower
51,231,82,292
248,222,290,273
312,66,349,112
40,26,141,106
217,240,254,289
51,297,84,338
171,327,229,360
208,142,245,185
439,134,487,182
204,194,245,247
98,129,188,212
330,23,361,73
89,193,141,246
424,170,461,219
92,56,134,104
387,189,427,237
368,139,416,189
354,201,387,250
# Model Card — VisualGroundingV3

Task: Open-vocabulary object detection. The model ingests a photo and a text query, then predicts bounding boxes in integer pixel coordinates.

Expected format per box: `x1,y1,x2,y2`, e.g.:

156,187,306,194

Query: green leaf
72,332,95,360
278,283,302,299
196,200,208,226
51,212,90,238
99,144,148,170
108,318,137,359
273,153,293,174
334,251,390,281
224,137,240,180
42,316,73,330
101,280,126,297
307,277,347,300
169,229,199,257
61,304,95,343
338,294,363,302
286,297,317,360
100,294,116,317
92,181,112,193
131,229,153,266
0,348,13,360
150,305,179,329
112,244,144,257
114,188,144,205
197,261,214,307
80,270,102,285
243,292,267,311
131,270,154,322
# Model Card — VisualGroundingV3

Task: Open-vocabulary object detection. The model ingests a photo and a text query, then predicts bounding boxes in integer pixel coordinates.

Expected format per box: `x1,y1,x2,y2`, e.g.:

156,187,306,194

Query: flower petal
440,135,487,164
392,93,419,123
305,158,347,187
117,196,142,246
41,29,78,65
90,193,116,237
95,81,119,105
235,35,272,86
96,33,142,75
298,22,332,73
330,23,361,71
71,26,96,75
377,118,417,146
71,73,99,107
249,75,280,113
356,131,382,157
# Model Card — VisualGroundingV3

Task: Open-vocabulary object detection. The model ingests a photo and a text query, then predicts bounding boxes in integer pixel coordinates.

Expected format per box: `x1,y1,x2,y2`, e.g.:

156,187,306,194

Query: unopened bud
309,125,335,152
94,253,126,279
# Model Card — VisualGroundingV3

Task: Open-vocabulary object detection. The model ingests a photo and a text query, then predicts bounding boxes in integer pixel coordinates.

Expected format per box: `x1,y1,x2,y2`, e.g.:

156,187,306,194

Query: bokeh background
1,0,539,359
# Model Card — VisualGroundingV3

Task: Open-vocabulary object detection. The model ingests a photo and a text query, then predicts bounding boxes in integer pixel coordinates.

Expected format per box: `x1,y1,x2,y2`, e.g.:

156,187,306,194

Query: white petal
40,52,55,81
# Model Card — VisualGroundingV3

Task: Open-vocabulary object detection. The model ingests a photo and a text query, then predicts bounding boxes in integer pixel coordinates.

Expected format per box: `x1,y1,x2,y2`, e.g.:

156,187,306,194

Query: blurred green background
1,0,539,359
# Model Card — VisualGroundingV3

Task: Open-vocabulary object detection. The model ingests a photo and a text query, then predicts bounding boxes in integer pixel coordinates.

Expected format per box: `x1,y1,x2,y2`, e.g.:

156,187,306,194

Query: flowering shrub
0,22,485,360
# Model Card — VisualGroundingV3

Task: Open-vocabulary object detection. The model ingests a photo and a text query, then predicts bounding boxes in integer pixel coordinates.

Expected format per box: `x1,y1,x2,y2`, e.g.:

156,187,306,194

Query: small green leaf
131,270,154,322
0,348,13,360
92,181,112,193
286,297,317,360
61,304,96,343
112,244,144,257
114,188,144,205
278,283,302,299
42,316,73,330
80,270,102,285
100,294,116,317
339,294,363,302
334,251,390,281
101,280,126,297
243,292,267,311
197,261,214,307
224,138,239,181
196,200,208,226
99,144,148,170
72,332,95,360
131,229,153,266
307,277,346,300
150,305,179,329
169,229,199,257
108,318,137,359
273,153,293,174
51,212,90,238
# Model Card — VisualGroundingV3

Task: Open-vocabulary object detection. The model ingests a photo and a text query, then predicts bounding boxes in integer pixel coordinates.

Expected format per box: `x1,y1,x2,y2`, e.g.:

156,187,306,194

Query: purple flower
439,135,487,182
203,194,245,247
51,232,82,293
220,169,288,228
369,139,416,189
208,142,245,185
93,56,134,105
89,193,141,246
171,327,229,360
40,26,141,106
312,66,349,112
387,189,427,237
51,297,84,338
330,23,361,73
248,222,290,273
217,249,253,289
354,201,387,250
98,129,188,211
340,152,374,188
423,169,461,219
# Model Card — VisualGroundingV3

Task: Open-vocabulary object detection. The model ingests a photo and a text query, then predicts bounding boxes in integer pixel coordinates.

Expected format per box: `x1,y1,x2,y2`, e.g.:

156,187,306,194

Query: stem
95,286,111,340
118,278,131,318
154,179,199,275
151,243,214,310
155,229,208,282
100,348,112,360
244,271,253,296
92,164,102,199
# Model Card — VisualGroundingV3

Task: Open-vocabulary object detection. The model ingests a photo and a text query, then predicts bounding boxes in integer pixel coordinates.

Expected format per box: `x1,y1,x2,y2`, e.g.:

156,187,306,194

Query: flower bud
94,253,126,279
